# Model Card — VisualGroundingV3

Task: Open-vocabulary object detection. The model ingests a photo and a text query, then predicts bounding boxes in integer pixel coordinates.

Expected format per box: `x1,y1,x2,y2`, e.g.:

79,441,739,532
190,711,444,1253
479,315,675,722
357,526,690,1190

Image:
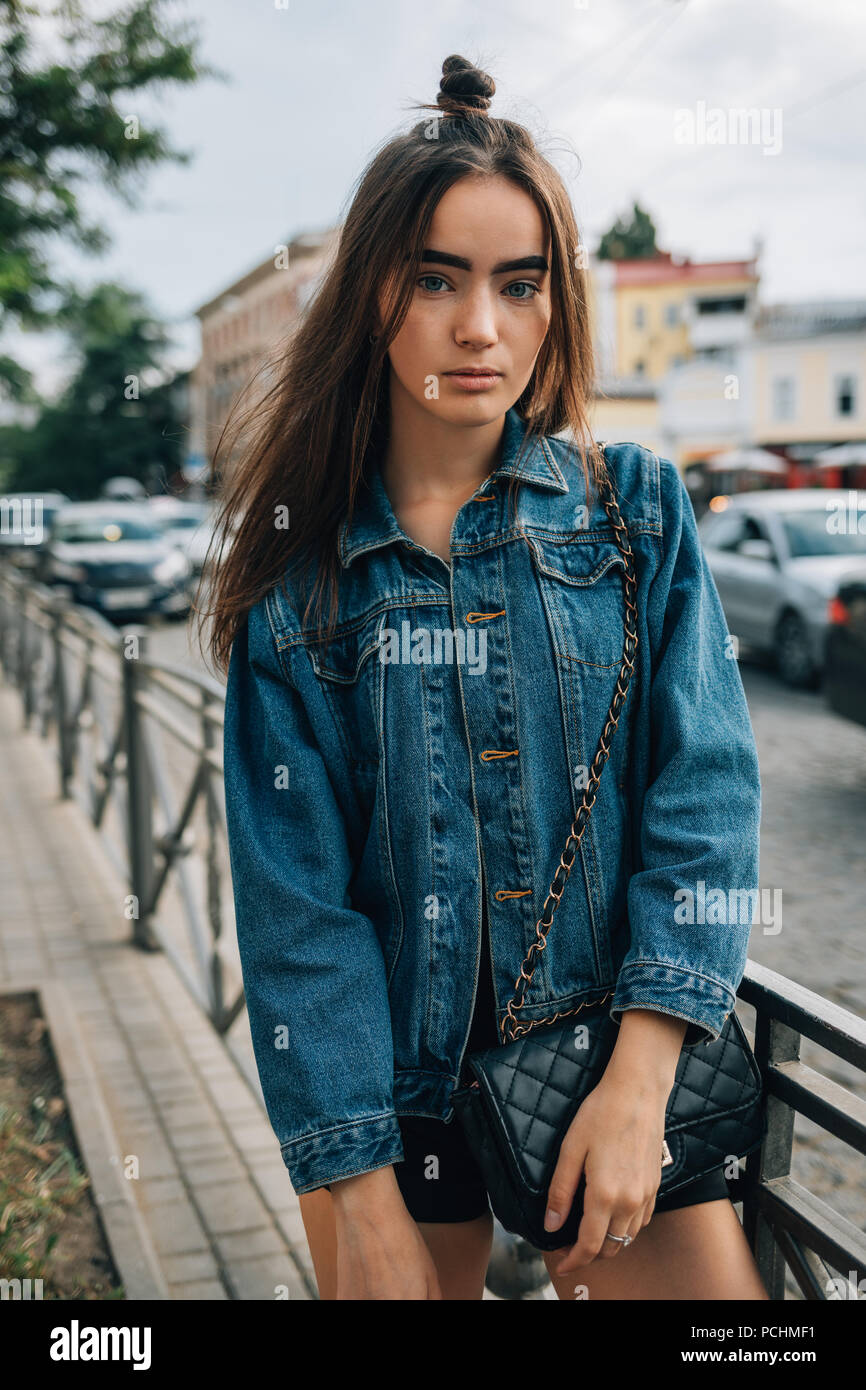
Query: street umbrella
704,447,788,474
813,443,866,468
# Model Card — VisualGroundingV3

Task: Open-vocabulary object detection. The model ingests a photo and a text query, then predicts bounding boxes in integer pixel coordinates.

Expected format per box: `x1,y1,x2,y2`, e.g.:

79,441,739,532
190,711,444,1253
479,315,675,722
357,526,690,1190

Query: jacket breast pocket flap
529,536,627,668
304,612,387,684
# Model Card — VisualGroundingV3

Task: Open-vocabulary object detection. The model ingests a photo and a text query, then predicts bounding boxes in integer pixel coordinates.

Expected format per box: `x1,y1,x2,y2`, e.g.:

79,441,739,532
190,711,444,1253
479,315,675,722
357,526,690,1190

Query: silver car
697,488,866,687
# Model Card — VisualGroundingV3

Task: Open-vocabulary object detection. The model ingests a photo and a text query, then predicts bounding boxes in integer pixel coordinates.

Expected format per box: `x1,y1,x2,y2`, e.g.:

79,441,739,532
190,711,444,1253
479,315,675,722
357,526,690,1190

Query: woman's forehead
426,179,549,261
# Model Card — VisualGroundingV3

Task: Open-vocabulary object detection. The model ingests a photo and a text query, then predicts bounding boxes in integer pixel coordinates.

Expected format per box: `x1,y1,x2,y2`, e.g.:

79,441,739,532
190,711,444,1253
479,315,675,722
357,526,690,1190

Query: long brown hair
200,53,607,674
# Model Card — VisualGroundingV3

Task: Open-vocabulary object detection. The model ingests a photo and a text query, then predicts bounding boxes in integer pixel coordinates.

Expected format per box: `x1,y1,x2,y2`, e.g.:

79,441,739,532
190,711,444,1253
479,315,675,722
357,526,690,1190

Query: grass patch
0,992,125,1299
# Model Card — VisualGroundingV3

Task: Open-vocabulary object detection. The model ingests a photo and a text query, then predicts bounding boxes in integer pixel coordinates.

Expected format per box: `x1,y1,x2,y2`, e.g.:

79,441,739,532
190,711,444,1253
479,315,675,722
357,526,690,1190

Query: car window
700,512,749,550
736,516,774,549
781,509,866,557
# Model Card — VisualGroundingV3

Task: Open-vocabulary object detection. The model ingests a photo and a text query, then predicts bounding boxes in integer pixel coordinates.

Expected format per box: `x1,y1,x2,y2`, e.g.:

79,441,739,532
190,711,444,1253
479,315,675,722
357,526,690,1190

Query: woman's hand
330,1166,442,1300
543,1009,688,1276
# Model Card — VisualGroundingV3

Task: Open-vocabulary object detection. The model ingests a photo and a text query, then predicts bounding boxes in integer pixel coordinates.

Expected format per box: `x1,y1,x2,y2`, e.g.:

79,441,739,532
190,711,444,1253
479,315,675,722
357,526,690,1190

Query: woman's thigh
540,1197,770,1301
298,1189,494,1300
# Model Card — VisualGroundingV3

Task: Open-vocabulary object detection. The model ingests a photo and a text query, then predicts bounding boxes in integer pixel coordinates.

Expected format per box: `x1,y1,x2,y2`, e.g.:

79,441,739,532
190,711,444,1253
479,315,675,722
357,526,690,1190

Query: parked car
100,476,148,501
697,489,866,687
37,503,191,620
824,576,866,728
148,500,216,584
0,491,69,569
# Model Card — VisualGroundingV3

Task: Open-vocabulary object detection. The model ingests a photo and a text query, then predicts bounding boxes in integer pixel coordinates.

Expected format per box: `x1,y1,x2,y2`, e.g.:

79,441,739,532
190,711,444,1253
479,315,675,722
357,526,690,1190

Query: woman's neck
380,390,505,509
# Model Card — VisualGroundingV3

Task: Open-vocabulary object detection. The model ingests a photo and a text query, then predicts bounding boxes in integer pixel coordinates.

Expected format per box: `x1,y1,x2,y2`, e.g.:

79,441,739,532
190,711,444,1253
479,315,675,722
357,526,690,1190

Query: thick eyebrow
421,250,549,275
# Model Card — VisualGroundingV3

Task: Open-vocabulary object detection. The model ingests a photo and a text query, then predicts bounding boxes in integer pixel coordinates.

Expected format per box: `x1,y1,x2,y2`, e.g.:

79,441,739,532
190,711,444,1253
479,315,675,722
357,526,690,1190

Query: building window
665,302,679,326
634,303,645,329
772,376,796,421
696,296,748,315
835,374,856,417
634,360,646,376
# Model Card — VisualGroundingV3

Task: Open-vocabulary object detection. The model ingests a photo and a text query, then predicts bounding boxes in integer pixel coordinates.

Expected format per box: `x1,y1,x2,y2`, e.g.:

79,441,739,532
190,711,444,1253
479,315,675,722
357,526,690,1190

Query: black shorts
322,901,733,1223
375,1109,733,1224
320,1108,732,1224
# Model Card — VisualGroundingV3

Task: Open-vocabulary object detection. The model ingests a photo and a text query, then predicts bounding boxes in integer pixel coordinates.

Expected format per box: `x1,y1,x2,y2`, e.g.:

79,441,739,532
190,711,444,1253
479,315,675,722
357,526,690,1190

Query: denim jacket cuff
610,961,736,1049
281,1110,405,1195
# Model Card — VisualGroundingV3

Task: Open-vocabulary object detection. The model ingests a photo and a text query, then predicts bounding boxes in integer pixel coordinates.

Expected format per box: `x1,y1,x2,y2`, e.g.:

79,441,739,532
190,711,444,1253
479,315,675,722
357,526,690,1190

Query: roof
194,228,337,319
611,251,759,288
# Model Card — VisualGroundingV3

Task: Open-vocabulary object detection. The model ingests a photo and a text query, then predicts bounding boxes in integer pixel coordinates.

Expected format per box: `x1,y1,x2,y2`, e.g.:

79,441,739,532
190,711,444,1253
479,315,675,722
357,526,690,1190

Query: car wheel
774,611,819,689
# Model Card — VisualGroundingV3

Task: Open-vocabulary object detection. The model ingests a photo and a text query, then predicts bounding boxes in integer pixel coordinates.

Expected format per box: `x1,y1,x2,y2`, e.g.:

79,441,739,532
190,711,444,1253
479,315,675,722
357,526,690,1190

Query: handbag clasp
661,1138,673,1168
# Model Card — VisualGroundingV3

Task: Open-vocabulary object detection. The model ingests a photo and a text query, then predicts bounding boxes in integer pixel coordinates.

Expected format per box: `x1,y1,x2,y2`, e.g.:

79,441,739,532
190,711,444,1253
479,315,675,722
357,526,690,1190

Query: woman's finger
597,1199,645,1259
549,1180,617,1272
543,1133,588,1240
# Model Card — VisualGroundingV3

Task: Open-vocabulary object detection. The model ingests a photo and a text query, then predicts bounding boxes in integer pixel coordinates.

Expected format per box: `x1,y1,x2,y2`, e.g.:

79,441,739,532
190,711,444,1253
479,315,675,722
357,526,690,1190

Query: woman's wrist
606,1007,689,1097
329,1163,405,1217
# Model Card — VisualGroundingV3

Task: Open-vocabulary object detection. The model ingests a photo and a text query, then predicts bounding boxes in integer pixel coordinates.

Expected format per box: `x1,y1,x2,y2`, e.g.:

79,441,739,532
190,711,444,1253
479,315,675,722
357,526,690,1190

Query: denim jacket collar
337,407,569,569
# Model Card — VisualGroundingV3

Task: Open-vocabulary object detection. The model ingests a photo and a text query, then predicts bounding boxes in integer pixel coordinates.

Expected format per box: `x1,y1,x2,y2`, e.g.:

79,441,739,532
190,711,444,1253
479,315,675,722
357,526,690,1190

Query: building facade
191,228,339,472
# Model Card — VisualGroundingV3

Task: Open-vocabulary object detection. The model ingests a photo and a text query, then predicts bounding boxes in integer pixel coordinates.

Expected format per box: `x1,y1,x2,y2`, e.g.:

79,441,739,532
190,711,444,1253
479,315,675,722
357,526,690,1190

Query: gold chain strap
499,462,639,1043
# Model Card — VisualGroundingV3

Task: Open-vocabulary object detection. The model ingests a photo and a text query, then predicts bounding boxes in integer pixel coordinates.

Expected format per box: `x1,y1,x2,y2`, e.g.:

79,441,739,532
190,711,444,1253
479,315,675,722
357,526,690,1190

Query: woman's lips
443,372,503,392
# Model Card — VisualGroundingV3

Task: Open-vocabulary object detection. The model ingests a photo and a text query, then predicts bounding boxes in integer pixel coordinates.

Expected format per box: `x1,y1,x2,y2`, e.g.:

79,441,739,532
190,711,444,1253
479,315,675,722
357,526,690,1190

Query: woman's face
380,174,552,427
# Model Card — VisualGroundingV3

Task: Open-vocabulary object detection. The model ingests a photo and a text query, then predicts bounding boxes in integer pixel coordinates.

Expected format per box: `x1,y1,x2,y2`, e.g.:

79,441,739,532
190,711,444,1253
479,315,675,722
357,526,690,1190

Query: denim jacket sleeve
609,456,762,1048
223,593,405,1194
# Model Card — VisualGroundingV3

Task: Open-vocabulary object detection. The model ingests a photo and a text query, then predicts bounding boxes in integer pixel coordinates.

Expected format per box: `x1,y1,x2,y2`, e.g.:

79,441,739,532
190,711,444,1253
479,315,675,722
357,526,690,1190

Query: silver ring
604,1231,633,1247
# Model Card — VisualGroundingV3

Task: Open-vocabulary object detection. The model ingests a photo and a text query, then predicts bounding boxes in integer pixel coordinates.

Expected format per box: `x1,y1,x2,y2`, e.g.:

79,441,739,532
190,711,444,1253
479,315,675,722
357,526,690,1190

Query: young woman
208,55,768,1302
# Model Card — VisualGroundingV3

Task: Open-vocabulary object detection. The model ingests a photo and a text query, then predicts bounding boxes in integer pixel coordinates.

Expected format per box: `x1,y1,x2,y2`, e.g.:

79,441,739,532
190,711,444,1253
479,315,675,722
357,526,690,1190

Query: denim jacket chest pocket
527,533,628,668
301,608,389,797
527,530,634,823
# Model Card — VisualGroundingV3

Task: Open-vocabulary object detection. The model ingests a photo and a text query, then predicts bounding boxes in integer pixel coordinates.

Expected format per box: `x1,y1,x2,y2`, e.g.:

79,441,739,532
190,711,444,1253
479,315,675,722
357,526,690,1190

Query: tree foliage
2,279,187,495
597,202,659,261
0,0,215,396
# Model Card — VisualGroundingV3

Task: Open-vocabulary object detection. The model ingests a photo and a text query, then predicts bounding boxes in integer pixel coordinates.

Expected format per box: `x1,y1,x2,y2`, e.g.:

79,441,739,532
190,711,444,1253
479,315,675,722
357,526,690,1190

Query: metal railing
0,562,864,1301
738,963,866,1299
0,564,242,1035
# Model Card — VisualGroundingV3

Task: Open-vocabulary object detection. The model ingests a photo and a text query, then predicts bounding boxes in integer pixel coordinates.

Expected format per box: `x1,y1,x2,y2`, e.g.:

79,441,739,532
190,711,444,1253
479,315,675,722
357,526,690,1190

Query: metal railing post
121,628,157,949
51,597,73,798
201,687,225,1031
746,1009,800,1300
16,589,29,704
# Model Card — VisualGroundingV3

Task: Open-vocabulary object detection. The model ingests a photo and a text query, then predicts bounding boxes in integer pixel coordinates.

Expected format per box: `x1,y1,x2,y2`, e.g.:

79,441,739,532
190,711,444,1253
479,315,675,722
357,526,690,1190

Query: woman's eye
417,275,450,293
504,281,539,300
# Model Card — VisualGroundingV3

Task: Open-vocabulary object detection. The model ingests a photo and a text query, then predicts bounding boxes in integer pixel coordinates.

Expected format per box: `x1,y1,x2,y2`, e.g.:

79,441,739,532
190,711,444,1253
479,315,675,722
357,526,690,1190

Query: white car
149,501,217,582
697,488,866,687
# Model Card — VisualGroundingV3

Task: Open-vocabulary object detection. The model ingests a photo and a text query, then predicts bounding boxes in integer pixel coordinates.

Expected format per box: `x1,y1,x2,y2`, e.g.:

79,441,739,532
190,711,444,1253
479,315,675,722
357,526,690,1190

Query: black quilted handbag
451,467,766,1253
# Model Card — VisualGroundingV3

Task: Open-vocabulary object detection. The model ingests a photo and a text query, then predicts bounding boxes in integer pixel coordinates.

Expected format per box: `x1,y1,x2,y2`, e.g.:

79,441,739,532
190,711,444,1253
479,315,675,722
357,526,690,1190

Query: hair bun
437,54,495,116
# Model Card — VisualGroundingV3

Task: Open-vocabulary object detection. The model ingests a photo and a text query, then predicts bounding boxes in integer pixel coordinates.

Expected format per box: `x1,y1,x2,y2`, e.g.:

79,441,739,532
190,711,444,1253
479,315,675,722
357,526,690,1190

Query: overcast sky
11,0,866,398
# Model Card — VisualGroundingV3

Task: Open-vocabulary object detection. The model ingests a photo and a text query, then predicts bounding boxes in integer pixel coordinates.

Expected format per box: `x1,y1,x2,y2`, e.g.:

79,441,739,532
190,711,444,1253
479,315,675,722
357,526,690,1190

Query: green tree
0,0,216,398
597,202,659,261
4,280,186,495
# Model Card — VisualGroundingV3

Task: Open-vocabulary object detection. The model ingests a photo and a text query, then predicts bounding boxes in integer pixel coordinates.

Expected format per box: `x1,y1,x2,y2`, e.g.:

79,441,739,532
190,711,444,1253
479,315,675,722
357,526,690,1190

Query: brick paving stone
214,1227,286,1261
168,1280,229,1300
194,1179,270,1236
224,1254,309,1302
180,1155,248,1187
138,1177,189,1207
144,1199,211,1257
161,1251,223,1285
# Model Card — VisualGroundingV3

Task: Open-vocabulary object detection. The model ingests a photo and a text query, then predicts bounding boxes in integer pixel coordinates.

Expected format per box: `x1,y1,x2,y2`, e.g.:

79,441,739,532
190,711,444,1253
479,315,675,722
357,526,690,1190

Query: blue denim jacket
223,407,761,1195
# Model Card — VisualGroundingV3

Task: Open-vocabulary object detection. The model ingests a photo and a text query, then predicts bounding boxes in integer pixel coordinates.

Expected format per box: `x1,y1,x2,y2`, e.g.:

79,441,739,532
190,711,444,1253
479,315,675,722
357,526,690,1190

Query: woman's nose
453,288,499,346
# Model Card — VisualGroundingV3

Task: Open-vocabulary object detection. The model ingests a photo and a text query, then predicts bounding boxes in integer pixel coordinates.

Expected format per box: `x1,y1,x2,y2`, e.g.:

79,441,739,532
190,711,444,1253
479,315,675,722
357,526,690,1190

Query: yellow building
594,250,760,383
588,381,664,461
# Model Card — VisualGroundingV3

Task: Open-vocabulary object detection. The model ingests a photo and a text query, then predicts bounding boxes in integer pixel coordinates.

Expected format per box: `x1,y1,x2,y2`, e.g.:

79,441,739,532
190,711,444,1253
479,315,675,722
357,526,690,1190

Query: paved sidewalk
0,686,315,1300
